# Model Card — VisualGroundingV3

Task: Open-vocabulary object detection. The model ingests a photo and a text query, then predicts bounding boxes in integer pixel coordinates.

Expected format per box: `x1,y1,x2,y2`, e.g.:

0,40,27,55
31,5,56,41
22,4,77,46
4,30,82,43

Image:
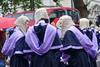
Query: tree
73,0,89,18
0,0,43,15
1,0,10,15
0,0,89,18
12,0,43,11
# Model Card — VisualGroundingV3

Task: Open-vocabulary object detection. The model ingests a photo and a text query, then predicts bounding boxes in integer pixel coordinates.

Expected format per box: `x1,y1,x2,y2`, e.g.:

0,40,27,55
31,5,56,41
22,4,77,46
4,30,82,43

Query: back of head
15,15,30,34
79,18,89,30
34,8,49,24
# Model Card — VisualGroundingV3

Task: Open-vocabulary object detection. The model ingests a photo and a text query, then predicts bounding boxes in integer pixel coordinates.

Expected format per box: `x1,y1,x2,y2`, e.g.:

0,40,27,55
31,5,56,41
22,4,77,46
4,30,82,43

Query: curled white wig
34,8,49,23
79,18,89,30
58,15,75,38
15,15,30,34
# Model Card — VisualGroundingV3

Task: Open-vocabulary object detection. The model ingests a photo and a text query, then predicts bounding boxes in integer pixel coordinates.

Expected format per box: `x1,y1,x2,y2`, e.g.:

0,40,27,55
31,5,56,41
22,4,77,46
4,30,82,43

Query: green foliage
0,0,61,15
1,0,9,14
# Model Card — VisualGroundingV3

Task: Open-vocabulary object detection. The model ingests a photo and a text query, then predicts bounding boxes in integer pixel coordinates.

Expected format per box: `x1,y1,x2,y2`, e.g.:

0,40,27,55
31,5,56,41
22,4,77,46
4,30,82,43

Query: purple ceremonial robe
1,27,24,56
25,24,57,55
68,26,97,58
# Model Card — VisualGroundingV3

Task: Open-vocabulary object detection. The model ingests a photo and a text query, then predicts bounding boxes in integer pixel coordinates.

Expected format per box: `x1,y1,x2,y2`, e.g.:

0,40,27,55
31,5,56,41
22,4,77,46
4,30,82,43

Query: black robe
10,37,29,67
62,26,92,67
30,25,66,67
83,28,97,67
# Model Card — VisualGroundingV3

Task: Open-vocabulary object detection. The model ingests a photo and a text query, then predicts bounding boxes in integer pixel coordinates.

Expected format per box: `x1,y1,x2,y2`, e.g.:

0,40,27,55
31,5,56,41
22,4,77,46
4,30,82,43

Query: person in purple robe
79,18,98,67
25,8,65,67
1,15,30,67
59,15,97,67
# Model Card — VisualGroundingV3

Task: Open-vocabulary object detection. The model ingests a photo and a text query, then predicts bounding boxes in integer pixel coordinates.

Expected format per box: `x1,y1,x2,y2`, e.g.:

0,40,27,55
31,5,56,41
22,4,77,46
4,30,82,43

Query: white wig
15,15,30,34
59,15,75,38
34,8,49,23
79,18,89,30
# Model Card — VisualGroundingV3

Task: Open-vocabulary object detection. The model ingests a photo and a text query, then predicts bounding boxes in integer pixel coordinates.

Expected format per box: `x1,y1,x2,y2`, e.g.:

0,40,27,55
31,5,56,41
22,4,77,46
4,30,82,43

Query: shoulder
65,30,75,35
6,27,15,38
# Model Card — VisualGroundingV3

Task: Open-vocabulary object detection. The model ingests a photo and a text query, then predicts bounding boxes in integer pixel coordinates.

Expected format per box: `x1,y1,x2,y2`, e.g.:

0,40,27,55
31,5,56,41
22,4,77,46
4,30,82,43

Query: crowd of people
0,8,100,67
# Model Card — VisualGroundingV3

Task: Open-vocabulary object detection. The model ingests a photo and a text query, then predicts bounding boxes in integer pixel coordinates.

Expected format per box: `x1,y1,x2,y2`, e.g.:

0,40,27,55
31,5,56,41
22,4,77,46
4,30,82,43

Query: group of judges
1,8,100,67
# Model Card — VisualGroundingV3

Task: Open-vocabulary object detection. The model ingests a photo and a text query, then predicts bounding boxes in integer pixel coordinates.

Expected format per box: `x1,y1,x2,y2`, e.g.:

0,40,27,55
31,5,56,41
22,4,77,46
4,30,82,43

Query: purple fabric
25,24,57,55
1,27,24,56
92,30,98,52
68,26,97,58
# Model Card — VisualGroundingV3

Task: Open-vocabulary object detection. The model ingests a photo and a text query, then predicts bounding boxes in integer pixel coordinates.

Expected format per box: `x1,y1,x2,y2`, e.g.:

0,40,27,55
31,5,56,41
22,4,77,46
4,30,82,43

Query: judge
25,8,64,67
2,15,30,67
60,15,96,67
80,18,98,67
